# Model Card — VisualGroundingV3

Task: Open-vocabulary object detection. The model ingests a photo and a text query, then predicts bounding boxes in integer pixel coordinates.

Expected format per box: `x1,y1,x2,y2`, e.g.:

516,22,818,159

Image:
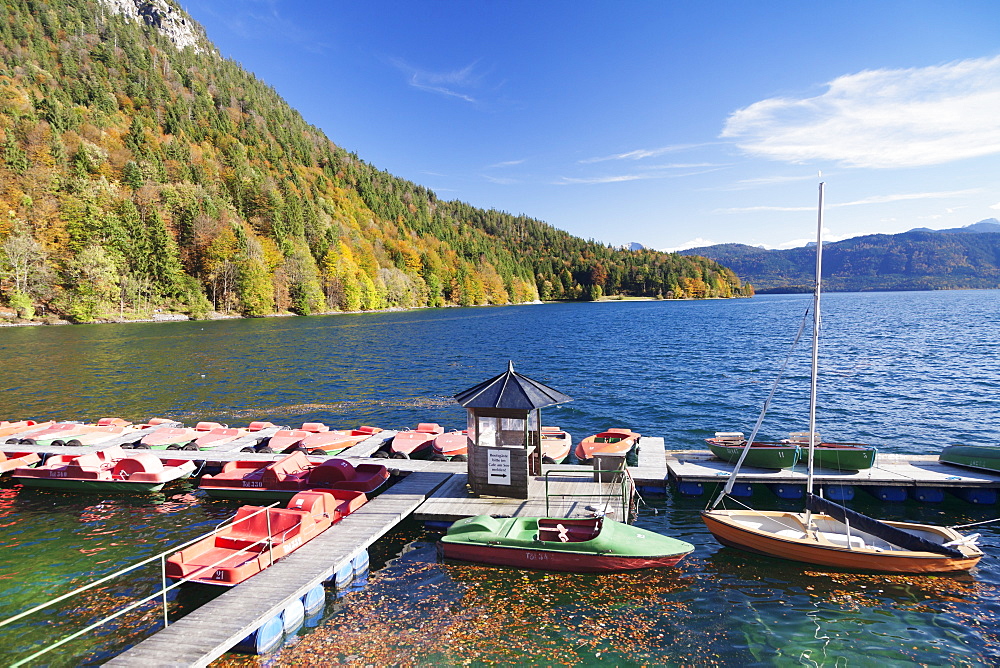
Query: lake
1,290,999,666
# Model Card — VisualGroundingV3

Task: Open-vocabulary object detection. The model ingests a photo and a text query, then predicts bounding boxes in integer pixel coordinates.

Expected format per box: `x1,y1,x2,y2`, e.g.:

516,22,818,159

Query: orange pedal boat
575,428,641,462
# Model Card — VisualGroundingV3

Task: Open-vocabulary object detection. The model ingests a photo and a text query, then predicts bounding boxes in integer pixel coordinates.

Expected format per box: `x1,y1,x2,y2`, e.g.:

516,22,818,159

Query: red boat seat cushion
112,453,165,479
301,422,328,433
195,422,222,431
261,451,311,484
306,459,355,486
66,453,104,478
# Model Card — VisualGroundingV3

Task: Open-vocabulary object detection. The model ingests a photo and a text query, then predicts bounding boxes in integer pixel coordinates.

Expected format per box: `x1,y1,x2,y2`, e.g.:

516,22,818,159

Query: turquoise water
1,291,999,665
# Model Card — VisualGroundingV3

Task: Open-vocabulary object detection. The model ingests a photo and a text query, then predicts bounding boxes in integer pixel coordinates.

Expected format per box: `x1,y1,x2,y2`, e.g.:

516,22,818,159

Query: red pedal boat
11,445,196,493
382,423,443,459
431,430,469,461
0,451,40,474
191,421,275,450
198,451,390,502
281,425,382,455
165,489,367,586
132,421,225,450
575,428,641,462
262,422,331,453
1,420,50,442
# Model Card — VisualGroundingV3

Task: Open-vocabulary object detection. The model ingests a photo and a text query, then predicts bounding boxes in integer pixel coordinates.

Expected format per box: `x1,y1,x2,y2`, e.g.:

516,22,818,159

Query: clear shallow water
1,291,999,665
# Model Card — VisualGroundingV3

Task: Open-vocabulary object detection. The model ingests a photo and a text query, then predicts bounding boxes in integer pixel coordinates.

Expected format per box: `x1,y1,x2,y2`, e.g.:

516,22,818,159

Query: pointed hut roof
454,361,573,410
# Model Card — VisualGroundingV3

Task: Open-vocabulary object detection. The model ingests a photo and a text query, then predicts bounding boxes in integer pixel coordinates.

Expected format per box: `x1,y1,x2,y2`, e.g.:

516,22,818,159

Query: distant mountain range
679,220,1000,293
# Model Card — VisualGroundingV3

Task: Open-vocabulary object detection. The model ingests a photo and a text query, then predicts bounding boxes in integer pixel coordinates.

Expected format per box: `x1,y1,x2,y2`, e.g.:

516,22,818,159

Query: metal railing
543,467,636,521
0,502,280,667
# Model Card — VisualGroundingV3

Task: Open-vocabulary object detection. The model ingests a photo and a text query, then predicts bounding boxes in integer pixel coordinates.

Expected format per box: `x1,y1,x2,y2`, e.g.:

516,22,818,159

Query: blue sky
182,1,1000,250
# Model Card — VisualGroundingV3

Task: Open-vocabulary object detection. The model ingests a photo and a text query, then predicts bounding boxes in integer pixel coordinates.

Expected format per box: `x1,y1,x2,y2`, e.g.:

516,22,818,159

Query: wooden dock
665,450,1000,490
415,469,633,522
105,471,451,668
8,429,1000,664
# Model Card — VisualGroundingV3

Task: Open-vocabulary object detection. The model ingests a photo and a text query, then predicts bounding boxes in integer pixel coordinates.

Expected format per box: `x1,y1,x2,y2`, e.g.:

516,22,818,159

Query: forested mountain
0,0,751,323
680,225,1000,292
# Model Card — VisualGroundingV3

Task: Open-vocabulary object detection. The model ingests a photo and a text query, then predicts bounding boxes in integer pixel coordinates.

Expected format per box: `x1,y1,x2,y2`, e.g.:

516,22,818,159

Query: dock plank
105,471,451,668
414,471,630,522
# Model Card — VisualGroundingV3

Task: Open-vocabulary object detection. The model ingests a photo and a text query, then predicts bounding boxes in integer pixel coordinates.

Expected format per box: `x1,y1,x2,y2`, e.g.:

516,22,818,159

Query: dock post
593,452,626,482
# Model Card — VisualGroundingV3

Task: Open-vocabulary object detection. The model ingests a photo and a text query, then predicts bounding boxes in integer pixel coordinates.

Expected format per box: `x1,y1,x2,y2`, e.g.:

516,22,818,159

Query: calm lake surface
1,291,999,666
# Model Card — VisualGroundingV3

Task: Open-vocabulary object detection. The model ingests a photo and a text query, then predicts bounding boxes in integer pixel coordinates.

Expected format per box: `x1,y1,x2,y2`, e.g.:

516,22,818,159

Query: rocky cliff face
99,0,205,52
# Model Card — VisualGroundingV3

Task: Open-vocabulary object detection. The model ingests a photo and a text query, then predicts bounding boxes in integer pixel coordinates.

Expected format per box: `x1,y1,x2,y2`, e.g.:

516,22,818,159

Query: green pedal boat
440,515,694,573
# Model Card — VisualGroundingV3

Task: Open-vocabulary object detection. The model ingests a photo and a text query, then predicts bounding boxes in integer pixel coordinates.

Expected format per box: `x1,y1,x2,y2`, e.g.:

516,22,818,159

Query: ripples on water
1,291,999,665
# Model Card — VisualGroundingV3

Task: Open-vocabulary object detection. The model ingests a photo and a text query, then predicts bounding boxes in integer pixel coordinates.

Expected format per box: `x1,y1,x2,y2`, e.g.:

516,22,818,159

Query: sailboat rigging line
950,516,1000,530
716,494,808,535
706,306,812,511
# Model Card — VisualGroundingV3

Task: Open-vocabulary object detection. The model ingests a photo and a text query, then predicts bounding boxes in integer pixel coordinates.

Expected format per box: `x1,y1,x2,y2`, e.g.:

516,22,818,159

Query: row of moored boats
1,417,642,463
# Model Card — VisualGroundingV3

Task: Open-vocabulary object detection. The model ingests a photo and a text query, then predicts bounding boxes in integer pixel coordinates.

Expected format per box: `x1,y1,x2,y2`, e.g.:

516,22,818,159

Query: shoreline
0,294,751,328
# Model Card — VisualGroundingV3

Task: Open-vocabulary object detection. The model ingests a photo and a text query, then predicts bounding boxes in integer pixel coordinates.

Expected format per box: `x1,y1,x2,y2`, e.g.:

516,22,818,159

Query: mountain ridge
679,222,1000,292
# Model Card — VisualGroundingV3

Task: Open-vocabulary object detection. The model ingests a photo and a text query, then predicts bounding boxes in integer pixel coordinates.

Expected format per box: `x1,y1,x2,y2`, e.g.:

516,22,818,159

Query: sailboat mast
807,182,825,495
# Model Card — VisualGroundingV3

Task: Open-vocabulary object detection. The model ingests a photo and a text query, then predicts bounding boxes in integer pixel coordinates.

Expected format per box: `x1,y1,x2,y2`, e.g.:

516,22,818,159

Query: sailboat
701,183,983,573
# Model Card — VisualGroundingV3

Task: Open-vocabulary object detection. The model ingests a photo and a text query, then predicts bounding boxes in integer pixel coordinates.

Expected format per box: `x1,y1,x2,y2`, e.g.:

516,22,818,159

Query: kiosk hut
454,362,573,499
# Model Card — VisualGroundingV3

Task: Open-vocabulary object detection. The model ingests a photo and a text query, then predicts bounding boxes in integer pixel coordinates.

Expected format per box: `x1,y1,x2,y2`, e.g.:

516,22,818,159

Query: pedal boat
540,427,572,464
431,430,469,461
165,489,367,586
295,425,383,455
14,418,134,447
11,445,196,492
264,422,331,452
705,432,800,469
1,420,50,441
131,421,225,450
575,428,641,462
191,421,275,450
440,515,695,573
198,451,390,502
0,451,40,474
384,423,443,459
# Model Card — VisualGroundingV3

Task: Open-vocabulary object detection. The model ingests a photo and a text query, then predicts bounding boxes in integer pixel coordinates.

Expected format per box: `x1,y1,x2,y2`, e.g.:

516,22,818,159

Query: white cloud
390,58,482,103
991,202,1000,210
723,55,1000,168
558,166,723,185
579,143,716,164
482,174,519,185
559,174,647,184
836,188,980,206
727,174,820,189
662,238,716,252
716,188,979,214
487,159,526,168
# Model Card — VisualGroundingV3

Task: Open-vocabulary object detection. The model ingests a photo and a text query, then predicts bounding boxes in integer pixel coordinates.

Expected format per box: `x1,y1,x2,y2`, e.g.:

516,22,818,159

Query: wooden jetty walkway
106,471,451,668
665,450,1000,491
